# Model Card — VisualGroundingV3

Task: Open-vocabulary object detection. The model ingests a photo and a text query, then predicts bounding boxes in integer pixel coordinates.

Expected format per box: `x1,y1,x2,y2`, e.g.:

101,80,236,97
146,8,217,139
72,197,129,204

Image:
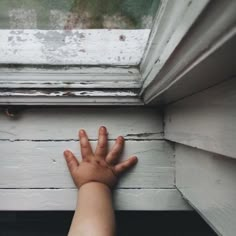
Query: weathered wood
152,33,236,105
0,141,174,189
0,67,143,105
141,0,209,85
0,95,143,106
165,78,236,159
0,189,191,211
0,107,163,140
0,67,141,89
176,144,236,236
142,0,236,104
0,29,150,65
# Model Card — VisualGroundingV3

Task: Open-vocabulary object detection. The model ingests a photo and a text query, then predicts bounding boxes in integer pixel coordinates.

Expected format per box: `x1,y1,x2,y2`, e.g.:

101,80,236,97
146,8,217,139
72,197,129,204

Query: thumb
64,150,79,174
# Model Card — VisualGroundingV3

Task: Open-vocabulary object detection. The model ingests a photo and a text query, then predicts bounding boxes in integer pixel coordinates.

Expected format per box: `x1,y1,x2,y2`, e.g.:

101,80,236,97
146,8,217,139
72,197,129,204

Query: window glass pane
0,0,160,29
0,0,160,65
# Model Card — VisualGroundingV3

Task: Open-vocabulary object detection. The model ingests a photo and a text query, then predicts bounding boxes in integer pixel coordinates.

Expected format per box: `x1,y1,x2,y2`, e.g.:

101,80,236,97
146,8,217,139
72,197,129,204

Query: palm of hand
64,127,137,189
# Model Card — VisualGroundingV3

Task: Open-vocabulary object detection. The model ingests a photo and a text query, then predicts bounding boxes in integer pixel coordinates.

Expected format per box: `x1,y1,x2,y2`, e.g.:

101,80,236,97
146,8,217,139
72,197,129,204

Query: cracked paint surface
0,0,160,65
0,29,150,65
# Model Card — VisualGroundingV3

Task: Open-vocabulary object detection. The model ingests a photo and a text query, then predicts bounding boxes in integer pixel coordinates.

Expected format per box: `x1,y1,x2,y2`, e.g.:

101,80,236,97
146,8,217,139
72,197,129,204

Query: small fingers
64,150,79,174
114,156,138,176
79,129,93,160
95,126,108,158
106,136,124,164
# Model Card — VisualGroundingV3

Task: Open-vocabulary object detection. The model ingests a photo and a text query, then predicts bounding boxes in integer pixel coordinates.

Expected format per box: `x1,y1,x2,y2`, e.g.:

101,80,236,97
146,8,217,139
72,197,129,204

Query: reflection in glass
0,0,160,30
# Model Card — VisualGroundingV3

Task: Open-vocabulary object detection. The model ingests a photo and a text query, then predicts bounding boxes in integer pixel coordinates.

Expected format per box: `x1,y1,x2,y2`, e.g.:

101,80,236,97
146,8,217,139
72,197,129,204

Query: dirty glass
0,0,161,66
0,0,160,29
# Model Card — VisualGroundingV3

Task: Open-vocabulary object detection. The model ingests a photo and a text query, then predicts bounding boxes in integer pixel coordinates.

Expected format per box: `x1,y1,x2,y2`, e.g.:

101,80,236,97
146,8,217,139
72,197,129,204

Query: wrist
79,181,112,192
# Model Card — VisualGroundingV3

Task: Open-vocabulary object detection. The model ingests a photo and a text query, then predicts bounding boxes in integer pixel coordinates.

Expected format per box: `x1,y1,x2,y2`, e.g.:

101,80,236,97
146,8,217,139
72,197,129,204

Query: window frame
0,0,226,106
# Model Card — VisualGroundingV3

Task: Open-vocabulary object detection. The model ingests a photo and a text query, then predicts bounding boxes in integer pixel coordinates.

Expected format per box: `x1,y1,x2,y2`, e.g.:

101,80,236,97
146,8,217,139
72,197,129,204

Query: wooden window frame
1,0,234,106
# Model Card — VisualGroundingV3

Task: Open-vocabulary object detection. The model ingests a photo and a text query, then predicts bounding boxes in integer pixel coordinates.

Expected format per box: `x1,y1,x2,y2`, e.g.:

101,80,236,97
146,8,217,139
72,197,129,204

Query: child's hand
64,126,138,189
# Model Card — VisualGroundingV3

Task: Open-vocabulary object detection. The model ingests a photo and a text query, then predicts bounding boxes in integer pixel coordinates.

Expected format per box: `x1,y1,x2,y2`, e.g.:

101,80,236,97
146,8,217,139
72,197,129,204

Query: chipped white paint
0,189,191,211
0,67,142,105
0,29,150,65
0,67,141,88
0,141,174,189
0,89,142,105
165,78,236,159
0,107,163,140
0,89,137,97
176,144,236,236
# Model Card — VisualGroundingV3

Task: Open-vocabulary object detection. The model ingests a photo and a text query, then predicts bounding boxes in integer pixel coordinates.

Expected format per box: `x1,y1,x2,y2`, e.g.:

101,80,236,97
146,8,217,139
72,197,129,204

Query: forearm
68,182,115,236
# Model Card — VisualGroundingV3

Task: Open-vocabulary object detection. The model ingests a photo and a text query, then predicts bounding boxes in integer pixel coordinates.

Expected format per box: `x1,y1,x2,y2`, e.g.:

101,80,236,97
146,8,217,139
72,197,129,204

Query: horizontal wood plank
0,67,141,89
176,144,236,236
0,189,191,211
0,95,143,106
165,78,236,158
0,141,174,189
0,107,163,140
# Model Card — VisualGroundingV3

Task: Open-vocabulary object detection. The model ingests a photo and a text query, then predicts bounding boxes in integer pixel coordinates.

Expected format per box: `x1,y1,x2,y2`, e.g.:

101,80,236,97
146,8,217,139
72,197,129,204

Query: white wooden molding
0,67,143,105
0,95,143,106
0,141,174,189
0,107,163,140
152,33,236,105
165,78,236,159
175,144,236,236
0,66,143,105
0,189,191,211
0,29,150,66
142,0,236,104
0,67,141,89
140,0,210,86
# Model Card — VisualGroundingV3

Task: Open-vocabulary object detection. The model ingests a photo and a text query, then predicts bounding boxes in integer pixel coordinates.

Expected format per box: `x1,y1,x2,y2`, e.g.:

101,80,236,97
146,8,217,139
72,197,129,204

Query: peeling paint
0,29,150,65
0,89,138,97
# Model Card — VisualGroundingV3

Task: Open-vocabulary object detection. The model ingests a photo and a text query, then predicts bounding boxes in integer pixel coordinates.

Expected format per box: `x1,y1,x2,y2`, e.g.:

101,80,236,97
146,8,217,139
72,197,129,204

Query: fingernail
100,126,107,134
118,136,124,141
79,129,85,135
100,126,106,131
64,150,70,156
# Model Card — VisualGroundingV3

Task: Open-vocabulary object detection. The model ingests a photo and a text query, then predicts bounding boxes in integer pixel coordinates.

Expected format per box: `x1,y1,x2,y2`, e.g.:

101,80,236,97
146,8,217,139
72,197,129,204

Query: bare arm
64,126,138,236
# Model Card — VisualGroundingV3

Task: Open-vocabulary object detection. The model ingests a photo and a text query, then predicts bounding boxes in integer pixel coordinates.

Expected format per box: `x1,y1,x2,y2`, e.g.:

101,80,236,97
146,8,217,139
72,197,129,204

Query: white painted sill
0,0,215,106
0,67,143,105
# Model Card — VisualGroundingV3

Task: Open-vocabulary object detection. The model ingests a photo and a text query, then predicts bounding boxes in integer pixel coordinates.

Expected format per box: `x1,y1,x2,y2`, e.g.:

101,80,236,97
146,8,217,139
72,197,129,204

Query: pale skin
64,126,138,236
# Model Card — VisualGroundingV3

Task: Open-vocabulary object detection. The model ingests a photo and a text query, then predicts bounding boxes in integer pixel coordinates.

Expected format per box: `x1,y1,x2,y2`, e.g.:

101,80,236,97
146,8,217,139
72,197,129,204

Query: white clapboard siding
175,144,236,236
0,189,190,211
0,141,174,189
0,107,163,140
165,78,236,159
0,29,150,65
